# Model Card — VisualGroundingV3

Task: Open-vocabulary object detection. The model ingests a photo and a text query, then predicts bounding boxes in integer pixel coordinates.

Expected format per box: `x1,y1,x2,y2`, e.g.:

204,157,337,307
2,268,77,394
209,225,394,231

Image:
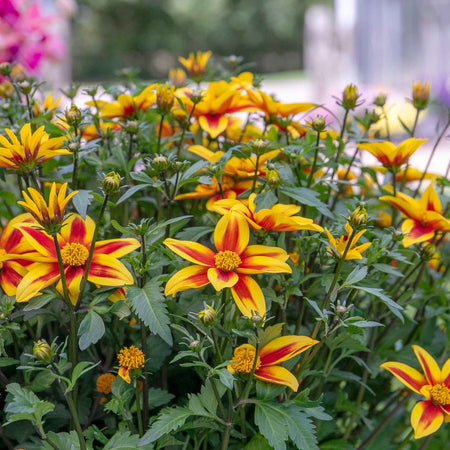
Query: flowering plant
0,51,448,450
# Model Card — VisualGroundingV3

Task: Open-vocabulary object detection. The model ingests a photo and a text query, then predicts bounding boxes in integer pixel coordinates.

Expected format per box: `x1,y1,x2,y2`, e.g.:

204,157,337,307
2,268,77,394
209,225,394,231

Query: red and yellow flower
227,335,318,391
325,223,371,260
212,193,323,233
380,183,450,247
380,345,450,439
0,124,69,172
178,50,212,80
164,212,292,318
14,214,140,304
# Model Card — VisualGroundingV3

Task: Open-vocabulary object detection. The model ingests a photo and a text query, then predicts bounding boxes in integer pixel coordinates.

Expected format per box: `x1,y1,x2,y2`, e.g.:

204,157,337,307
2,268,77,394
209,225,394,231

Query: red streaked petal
15,224,56,258
0,261,28,296
442,359,450,387
401,219,435,247
413,345,441,386
87,254,135,286
259,335,318,366
207,268,239,291
379,195,422,221
56,267,84,305
237,255,292,274
198,114,229,139
95,238,141,257
15,263,60,303
214,212,249,255
410,400,443,439
254,365,299,392
164,238,215,266
61,214,93,244
118,366,131,383
164,265,209,296
380,361,428,394
230,274,265,319
420,182,442,213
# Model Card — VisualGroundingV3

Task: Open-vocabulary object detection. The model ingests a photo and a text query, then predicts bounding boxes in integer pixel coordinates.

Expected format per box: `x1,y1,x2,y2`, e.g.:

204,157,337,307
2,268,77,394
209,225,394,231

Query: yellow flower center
430,384,450,406
96,373,116,394
0,248,6,270
61,243,89,267
117,345,145,370
229,344,261,374
215,250,241,272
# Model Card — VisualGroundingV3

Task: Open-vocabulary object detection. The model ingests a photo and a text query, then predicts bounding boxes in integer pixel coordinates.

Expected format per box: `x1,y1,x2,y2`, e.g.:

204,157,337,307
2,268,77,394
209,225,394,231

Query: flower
168,68,187,87
178,50,212,80
117,345,145,383
33,94,61,117
156,82,175,113
14,214,140,304
17,182,77,233
325,223,371,260
380,345,450,439
227,335,318,391
0,124,70,173
357,138,427,169
164,212,292,318
212,193,323,233
339,83,362,110
96,373,116,394
82,122,121,141
380,183,450,247
0,213,37,296
412,81,430,110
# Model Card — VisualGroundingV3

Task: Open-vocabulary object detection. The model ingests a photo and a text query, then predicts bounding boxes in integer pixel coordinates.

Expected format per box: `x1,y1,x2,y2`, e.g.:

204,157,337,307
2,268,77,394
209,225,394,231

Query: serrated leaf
285,405,319,450
139,406,191,444
23,292,55,311
78,310,105,350
255,402,289,450
72,190,92,219
127,282,172,345
104,430,141,449
148,388,174,410
257,323,284,347
42,431,81,450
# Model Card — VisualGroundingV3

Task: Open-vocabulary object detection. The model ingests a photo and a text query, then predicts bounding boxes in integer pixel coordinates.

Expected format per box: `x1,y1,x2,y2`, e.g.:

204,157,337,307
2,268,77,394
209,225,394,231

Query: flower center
61,242,89,267
117,345,145,370
215,250,241,272
229,344,261,373
430,384,450,406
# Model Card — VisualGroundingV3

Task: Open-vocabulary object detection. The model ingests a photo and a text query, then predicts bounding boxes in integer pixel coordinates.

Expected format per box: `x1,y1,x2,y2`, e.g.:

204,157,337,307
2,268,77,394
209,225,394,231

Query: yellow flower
117,345,145,383
0,124,70,173
178,50,212,80
412,81,430,110
33,94,61,117
325,223,371,260
156,82,176,113
168,68,187,87
18,182,77,233
96,373,116,394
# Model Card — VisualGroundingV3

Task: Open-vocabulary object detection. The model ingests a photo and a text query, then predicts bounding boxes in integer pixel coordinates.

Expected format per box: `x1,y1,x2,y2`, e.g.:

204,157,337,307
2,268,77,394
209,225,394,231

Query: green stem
382,105,391,141
397,428,414,450
410,108,420,138
65,391,87,450
75,194,109,310
127,132,134,161
156,114,165,153
140,320,149,431
307,131,321,188
72,150,79,190
339,109,349,141
176,105,196,156
135,381,143,436
251,154,261,193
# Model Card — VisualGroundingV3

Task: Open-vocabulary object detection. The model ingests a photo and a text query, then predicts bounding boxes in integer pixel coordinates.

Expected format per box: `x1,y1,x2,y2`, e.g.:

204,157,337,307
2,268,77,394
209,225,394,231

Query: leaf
280,186,333,218
253,191,278,212
72,190,93,219
42,431,81,450
78,310,105,350
139,406,191,444
218,368,235,390
342,266,368,287
244,434,272,450
0,357,19,367
69,361,99,392
354,286,404,322
104,430,141,449
175,226,213,241
320,439,355,449
285,405,319,450
148,388,174,410
23,293,55,311
127,282,172,346
116,184,150,204
373,263,404,277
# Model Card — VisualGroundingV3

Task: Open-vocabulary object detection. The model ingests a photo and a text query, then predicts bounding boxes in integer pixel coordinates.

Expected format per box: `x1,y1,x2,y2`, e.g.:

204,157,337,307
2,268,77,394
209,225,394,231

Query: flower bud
0,82,14,99
336,305,347,314
266,168,281,189
251,314,263,325
189,339,201,351
421,243,436,260
33,340,53,362
152,155,169,170
65,103,82,126
68,142,79,152
311,115,326,133
341,83,360,110
0,62,11,76
412,81,430,110
156,82,175,114
374,93,387,107
125,120,139,134
18,81,31,95
102,171,121,194
349,205,368,227
198,305,217,327
189,90,204,105
251,138,269,155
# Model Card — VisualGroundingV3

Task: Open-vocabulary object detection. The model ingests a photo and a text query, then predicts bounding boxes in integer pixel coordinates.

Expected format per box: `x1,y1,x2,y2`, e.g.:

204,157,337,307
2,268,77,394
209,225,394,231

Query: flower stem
307,131,321,188
156,114,165,153
251,154,261,193
135,381,143,436
382,105,391,140
176,105,196,156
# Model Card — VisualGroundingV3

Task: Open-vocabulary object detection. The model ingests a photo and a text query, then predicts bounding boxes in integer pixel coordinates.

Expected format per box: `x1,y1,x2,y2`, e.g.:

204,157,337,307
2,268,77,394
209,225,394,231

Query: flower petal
15,224,56,259
237,253,292,275
88,254,135,286
56,267,84,305
441,358,450,387
61,214,93,244
15,263,60,303
254,365,299,392
164,265,209,296
207,267,239,291
198,114,229,139
95,238,141,257
413,345,441,386
401,219,435,247
214,212,249,255
118,366,131,383
380,361,428,394
259,335,318,366
230,274,265,319
164,238,215,266
420,183,442,213
410,400,443,439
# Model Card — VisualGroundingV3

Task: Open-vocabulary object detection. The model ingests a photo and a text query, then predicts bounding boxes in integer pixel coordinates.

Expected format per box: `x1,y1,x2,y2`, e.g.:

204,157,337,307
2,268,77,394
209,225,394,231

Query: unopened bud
311,115,326,133
251,314,263,325
412,81,430,110
156,82,175,114
65,103,82,126
189,90,204,104
336,305,347,314
198,305,217,327
189,339,201,351
19,81,31,95
349,205,368,227
421,243,436,260
251,138,269,156
102,171,121,194
0,62,11,76
33,340,53,362
125,120,139,134
374,93,387,108
266,168,281,188
68,142,79,151
153,155,169,170
0,82,14,99
341,83,360,110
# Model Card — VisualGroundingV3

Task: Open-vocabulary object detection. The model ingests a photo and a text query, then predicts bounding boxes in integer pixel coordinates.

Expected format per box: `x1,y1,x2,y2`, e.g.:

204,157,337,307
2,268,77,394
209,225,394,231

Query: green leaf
0,357,19,367
257,323,284,347
373,263,404,277
41,431,81,450
69,361,99,392
253,191,278,212
139,406,191,444
254,402,289,450
218,368,235,390
104,430,141,449
148,388,174,410
320,439,355,449
244,434,272,450
354,286,404,322
342,266,368,287
116,184,150,204
72,190,93,219
280,186,333,218
23,293,55,311
285,405,319,450
127,282,172,346
78,310,105,350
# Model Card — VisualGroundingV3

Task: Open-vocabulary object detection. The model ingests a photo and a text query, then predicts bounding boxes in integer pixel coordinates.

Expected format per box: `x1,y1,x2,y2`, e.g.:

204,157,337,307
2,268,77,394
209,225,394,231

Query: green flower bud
18,81,32,95
33,340,53,362
349,205,368,227
0,62,12,76
65,103,82,126
311,115,326,132
102,171,121,194
266,168,281,188
189,339,201,351
197,305,217,327
341,83,361,110
374,93,387,107
412,81,430,110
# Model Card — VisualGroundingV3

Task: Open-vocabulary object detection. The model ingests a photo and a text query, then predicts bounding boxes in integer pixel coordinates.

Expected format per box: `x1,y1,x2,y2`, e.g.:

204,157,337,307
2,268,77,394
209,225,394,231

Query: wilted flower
117,345,145,383
96,373,116,394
